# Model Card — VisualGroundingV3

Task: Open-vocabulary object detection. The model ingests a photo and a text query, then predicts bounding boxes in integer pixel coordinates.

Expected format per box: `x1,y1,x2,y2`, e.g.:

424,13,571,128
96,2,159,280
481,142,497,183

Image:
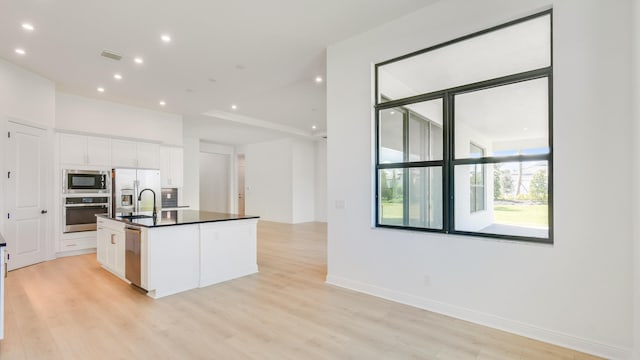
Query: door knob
41,210,48,214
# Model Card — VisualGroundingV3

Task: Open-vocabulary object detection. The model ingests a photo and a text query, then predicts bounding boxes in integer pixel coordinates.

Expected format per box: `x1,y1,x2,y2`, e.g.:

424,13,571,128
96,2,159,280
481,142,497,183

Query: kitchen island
96,210,259,299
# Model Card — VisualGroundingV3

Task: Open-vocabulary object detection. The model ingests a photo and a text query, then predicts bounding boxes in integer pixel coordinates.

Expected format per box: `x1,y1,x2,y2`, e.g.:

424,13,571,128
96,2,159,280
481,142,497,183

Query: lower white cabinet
97,219,125,278
59,233,97,253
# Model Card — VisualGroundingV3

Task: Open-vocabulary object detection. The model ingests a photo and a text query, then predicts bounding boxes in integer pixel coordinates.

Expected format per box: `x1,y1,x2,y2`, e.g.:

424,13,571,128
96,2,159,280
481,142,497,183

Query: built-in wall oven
63,169,109,194
63,196,110,233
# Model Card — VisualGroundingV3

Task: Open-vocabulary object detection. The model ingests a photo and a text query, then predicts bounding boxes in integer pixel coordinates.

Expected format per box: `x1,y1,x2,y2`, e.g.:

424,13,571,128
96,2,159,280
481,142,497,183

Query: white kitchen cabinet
106,230,125,277
60,133,111,166
96,218,125,278
111,139,138,168
112,140,159,169
96,228,107,265
86,136,111,166
160,146,184,187
137,142,160,169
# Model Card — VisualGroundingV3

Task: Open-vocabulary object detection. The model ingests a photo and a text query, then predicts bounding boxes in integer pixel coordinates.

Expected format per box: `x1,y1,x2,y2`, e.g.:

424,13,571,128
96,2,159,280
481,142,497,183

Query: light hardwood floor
1,221,600,359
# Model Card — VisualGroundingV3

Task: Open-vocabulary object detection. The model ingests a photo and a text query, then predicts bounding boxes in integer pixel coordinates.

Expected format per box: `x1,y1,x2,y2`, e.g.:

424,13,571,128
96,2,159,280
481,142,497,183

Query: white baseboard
55,248,96,258
326,275,631,360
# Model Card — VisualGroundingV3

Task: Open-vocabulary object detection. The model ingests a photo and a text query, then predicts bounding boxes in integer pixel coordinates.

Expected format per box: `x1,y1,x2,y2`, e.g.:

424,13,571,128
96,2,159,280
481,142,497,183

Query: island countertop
96,210,259,228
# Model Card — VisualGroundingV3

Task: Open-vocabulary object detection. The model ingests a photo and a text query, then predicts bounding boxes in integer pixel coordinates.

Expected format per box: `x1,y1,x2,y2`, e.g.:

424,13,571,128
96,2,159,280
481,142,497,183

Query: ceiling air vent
100,50,122,61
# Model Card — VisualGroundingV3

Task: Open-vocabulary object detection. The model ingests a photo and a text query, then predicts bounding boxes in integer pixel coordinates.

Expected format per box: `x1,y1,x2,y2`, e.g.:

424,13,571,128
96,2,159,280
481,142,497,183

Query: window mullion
402,109,410,226
443,93,453,233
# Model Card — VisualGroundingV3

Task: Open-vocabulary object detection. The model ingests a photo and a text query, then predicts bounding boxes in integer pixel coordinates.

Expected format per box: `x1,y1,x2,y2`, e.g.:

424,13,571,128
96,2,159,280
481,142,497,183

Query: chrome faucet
138,188,157,218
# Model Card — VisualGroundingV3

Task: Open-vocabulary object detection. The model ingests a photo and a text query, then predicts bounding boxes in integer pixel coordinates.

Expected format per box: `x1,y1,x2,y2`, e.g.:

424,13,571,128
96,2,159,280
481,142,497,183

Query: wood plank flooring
0,221,600,359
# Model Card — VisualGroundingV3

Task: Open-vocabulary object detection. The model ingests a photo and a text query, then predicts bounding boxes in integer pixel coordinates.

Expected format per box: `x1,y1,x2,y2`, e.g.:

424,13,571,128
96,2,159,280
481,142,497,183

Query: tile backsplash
161,188,178,208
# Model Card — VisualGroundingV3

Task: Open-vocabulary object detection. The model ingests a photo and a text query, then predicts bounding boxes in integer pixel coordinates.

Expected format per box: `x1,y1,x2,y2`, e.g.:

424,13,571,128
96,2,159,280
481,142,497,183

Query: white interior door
199,152,230,213
5,122,47,270
237,154,245,215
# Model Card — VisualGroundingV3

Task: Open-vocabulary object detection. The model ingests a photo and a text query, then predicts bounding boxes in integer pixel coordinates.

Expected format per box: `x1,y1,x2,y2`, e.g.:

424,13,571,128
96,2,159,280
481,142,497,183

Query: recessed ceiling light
14,48,26,55
315,76,323,83
523,127,529,131
134,57,144,64
21,23,34,31
159,101,166,106
113,73,123,80
390,111,395,115
161,34,171,43
97,87,105,93
312,125,317,130
231,104,238,110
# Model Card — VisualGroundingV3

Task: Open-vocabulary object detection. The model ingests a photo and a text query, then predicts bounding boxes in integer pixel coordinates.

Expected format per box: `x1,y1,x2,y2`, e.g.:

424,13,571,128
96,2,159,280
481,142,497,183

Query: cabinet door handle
111,234,116,244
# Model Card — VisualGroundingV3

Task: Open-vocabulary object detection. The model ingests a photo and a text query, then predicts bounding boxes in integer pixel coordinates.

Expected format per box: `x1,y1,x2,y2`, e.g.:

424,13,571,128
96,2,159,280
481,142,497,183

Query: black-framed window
374,10,553,243
469,143,485,213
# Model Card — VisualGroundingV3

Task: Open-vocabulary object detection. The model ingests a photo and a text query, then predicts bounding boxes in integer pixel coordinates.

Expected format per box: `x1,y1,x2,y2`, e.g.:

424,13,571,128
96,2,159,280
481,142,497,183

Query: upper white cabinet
112,140,160,169
137,142,160,169
59,133,111,166
111,139,138,168
160,146,184,187
87,137,111,166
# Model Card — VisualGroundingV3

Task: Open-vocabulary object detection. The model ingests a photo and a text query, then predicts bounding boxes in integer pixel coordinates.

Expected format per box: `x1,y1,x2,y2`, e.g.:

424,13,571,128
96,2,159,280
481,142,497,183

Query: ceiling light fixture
14,48,26,55
159,100,166,106
315,76,323,83
312,125,317,130
113,73,123,80
231,104,237,110
97,87,105,93
21,23,34,31
161,34,171,43
134,57,144,64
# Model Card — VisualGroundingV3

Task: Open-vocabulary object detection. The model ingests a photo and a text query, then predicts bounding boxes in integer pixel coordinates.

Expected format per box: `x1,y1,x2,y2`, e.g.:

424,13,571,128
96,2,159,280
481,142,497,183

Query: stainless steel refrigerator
111,168,161,216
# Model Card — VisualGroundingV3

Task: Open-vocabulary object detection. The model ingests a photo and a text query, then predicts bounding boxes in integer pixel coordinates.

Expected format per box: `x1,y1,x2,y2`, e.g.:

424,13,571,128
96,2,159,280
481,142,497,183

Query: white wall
632,0,640,358
0,59,55,128
246,139,293,223
326,1,633,359
182,137,200,210
200,142,236,213
199,152,230,213
292,140,316,223
56,93,183,145
315,139,328,222
245,138,318,224
0,58,56,260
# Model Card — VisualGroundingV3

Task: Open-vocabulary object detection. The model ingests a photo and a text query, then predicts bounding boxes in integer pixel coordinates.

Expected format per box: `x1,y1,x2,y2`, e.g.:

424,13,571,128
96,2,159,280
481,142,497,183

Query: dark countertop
0,231,5,247
97,210,259,228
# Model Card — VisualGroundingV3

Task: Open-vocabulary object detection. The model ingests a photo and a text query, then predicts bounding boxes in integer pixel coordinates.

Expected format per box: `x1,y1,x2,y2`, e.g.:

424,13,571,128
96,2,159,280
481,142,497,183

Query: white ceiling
0,0,438,142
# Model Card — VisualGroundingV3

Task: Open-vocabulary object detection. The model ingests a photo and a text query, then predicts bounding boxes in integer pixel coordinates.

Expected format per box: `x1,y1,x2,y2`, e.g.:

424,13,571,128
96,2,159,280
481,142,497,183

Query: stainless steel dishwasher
125,226,142,288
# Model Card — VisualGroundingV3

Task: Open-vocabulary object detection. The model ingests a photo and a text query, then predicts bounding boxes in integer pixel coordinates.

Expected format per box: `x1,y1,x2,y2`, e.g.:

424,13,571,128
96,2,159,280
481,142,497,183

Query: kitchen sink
119,214,154,220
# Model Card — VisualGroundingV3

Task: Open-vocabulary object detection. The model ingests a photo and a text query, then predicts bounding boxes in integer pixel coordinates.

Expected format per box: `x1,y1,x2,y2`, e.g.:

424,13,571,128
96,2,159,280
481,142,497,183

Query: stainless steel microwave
63,169,109,194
